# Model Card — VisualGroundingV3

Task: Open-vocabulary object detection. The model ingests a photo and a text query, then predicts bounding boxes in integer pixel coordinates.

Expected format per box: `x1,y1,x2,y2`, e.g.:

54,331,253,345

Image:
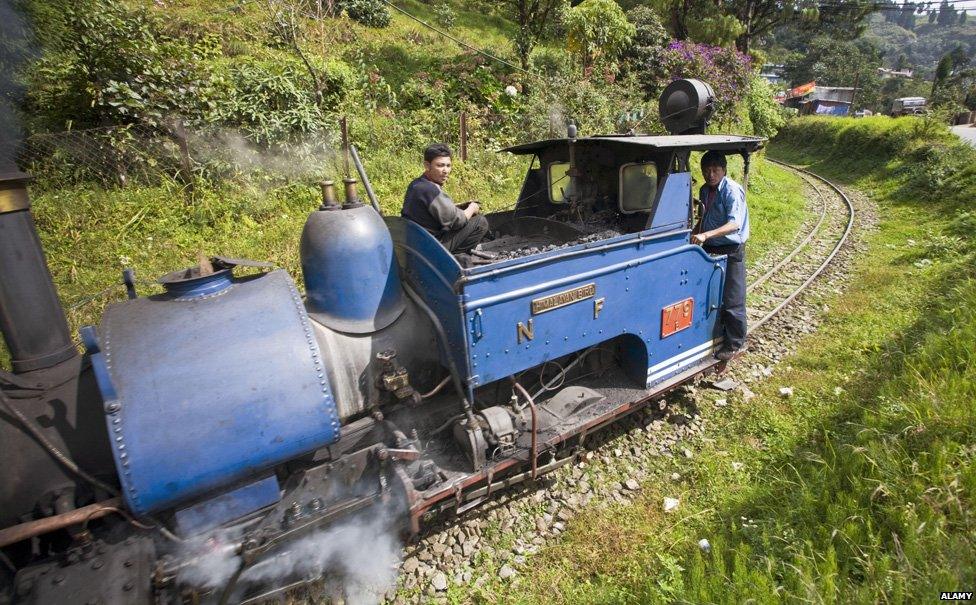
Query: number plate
661,298,694,338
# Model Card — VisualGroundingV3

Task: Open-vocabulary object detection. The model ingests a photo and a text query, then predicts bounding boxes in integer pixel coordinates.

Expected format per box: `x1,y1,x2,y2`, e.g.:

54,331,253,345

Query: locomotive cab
386,133,763,392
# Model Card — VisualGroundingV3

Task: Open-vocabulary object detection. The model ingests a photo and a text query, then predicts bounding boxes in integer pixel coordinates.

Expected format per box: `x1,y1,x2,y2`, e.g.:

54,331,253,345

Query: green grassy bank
478,116,976,603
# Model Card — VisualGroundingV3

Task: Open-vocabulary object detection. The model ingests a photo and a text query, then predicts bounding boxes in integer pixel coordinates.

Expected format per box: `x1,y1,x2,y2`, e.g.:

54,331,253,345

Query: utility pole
850,71,860,116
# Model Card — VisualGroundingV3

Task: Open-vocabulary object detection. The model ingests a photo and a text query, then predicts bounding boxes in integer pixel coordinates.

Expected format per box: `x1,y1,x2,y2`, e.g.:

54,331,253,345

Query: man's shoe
715,346,743,362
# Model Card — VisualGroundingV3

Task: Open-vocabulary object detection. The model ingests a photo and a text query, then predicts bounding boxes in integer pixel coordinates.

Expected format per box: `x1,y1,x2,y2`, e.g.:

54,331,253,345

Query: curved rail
747,173,829,294
748,159,855,333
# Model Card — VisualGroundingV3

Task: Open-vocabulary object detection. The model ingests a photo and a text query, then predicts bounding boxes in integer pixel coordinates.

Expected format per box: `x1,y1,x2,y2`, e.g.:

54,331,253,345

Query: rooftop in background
879,67,914,79
760,63,786,85
501,135,766,155
786,86,858,104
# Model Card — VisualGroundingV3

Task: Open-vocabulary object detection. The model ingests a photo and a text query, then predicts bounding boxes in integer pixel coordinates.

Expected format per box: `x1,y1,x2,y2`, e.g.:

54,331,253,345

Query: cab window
619,162,658,213
548,162,571,203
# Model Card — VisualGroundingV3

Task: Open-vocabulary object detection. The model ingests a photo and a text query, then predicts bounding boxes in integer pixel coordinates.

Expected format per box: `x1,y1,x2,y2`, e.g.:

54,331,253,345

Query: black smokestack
0,169,77,372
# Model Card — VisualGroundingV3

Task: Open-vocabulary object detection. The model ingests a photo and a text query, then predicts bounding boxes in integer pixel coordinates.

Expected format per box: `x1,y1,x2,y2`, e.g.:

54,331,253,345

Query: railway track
746,159,855,334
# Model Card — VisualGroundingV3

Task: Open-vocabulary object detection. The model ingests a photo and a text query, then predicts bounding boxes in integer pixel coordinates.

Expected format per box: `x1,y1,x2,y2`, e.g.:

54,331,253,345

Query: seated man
691,150,749,361
401,143,488,254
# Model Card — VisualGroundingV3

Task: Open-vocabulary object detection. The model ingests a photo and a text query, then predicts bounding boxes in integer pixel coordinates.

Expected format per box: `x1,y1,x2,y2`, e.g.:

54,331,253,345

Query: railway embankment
427,117,975,603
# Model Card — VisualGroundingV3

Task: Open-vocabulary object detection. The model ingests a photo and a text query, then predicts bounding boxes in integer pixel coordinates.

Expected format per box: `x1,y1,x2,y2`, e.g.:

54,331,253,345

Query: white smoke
242,513,402,604
548,104,568,138
0,0,35,163
175,527,245,590
176,507,404,604
183,127,341,182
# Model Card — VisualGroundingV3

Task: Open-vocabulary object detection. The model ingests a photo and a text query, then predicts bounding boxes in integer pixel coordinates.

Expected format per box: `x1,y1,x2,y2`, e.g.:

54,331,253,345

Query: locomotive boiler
0,80,763,603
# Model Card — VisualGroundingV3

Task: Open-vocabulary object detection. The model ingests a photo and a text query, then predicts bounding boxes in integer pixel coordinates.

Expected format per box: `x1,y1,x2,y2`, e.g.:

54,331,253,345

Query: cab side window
548,162,571,203
619,162,659,213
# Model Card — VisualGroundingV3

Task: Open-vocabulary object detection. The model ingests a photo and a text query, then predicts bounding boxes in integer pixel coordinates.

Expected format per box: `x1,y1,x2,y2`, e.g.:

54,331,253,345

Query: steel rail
748,159,855,334
746,170,829,294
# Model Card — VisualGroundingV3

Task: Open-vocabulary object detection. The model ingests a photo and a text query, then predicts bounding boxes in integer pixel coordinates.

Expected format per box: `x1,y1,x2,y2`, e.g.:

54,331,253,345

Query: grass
461,117,976,603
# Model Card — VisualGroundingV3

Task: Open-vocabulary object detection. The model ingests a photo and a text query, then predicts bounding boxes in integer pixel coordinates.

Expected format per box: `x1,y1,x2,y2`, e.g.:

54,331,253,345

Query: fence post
168,119,194,197
459,111,468,162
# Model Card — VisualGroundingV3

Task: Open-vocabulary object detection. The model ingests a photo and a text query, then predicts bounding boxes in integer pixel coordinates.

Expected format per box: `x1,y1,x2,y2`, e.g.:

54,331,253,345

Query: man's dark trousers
705,243,747,350
438,214,489,254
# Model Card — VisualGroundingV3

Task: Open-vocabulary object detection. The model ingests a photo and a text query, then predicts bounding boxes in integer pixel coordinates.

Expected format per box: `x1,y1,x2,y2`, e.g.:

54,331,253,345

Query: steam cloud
0,0,35,164
184,127,342,182
177,507,404,604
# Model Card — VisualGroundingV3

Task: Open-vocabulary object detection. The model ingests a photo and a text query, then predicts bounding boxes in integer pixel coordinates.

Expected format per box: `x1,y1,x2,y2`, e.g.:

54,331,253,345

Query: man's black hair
700,150,727,169
424,143,453,163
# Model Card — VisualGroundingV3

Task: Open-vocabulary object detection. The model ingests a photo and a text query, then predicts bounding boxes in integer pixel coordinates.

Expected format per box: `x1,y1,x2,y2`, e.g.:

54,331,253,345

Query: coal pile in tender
473,228,622,263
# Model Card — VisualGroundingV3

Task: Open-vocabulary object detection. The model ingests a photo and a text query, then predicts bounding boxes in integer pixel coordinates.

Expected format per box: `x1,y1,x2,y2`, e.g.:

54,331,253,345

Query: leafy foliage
686,14,745,48
432,2,458,29
337,0,391,28
621,7,669,96
496,0,568,70
565,0,635,75
26,0,220,131
746,75,787,138
213,57,352,145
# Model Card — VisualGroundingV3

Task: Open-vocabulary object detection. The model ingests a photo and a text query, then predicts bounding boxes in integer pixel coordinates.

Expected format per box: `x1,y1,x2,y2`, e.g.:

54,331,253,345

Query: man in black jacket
401,143,488,253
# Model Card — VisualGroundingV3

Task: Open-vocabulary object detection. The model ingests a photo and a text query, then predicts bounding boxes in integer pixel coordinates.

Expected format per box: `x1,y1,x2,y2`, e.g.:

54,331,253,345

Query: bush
339,0,391,28
212,57,333,145
746,75,787,138
622,6,668,86
432,3,457,29
25,0,220,132
565,0,635,74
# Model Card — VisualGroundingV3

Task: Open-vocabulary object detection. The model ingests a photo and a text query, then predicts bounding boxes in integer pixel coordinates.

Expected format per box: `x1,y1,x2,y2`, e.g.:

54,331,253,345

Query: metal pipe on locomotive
0,80,764,604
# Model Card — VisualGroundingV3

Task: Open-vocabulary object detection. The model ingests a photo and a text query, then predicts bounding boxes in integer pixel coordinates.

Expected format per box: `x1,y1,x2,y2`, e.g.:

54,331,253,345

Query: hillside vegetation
493,116,976,603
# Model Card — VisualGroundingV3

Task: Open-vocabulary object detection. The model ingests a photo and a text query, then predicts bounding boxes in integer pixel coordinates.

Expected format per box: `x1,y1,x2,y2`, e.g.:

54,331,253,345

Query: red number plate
661,298,694,338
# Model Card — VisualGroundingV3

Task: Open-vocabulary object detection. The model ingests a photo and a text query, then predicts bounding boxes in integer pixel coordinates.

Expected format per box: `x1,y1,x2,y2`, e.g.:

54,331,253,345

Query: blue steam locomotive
0,80,763,603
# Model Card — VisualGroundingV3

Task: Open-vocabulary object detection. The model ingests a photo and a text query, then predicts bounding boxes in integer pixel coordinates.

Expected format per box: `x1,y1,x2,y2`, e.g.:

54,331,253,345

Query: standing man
691,151,749,361
401,143,488,254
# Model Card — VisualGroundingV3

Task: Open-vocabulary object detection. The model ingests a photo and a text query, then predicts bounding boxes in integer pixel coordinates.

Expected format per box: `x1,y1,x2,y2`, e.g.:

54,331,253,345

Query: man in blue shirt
401,143,488,254
692,151,749,361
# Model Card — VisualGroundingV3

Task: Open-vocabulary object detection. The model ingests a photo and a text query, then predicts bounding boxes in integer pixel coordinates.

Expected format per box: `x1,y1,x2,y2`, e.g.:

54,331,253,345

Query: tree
622,6,669,96
896,53,908,71
565,0,635,75
498,0,567,70
687,14,745,47
933,53,953,97
962,11,968,25
731,0,872,54
622,6,668,67
644,0,700,42
936,0,957,26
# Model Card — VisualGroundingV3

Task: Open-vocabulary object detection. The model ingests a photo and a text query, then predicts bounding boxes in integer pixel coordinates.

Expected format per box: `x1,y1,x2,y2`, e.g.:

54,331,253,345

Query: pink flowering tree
652,41,753,121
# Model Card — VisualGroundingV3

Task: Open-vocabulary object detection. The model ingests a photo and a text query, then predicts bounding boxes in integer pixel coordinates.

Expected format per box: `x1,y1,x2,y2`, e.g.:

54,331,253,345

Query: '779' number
661,298,694,338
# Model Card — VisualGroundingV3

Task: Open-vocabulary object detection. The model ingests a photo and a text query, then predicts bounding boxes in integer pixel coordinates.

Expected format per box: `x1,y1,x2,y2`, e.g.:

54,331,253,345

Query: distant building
760,63,786,85
783,85,857,117
878,67,914,79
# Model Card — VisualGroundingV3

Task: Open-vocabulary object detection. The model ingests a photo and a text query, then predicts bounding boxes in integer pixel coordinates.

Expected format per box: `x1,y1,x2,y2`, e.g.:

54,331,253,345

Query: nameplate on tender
531,283,596,315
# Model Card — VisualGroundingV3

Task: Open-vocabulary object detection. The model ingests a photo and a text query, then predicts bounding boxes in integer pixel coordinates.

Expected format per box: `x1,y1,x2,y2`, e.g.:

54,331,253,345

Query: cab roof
501,134,766,155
